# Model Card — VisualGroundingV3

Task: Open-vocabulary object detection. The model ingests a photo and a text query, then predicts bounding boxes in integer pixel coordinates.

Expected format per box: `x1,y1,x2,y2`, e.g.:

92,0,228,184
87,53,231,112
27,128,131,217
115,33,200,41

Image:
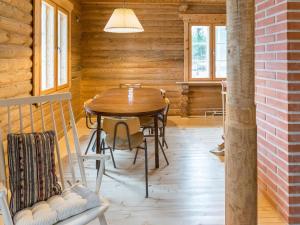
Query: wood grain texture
0,0,82,118
85,88,166,116
59,117,284,225
80,2,226,116
225,0,257,224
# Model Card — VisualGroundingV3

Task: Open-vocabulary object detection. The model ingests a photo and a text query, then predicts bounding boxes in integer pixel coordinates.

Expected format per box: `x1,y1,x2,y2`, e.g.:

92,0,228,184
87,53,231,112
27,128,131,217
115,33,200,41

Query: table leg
96,115,102,169
154,114,159,168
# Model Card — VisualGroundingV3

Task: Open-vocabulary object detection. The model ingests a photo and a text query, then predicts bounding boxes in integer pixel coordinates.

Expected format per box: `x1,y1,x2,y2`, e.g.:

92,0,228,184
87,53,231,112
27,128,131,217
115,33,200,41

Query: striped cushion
7,131,62,215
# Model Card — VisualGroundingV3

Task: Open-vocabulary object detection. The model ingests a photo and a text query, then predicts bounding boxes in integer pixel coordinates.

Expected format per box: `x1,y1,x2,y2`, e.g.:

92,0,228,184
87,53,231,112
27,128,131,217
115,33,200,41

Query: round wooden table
85,88,166,168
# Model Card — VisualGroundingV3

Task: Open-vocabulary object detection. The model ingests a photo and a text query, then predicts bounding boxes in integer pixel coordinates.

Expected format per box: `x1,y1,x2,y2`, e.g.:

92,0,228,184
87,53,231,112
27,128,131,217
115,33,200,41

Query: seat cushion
7,131,62,215
105,132,144,149
13,184,102,225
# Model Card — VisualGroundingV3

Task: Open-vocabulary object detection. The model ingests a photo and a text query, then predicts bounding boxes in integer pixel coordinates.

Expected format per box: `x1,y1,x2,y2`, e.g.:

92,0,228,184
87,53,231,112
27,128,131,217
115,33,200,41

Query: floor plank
0,117,286,225
76,117,286,225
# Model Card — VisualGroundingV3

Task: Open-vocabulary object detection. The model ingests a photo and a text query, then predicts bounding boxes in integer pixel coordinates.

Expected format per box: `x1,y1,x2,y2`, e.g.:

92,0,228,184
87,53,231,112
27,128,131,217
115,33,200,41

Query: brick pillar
255,0,300,224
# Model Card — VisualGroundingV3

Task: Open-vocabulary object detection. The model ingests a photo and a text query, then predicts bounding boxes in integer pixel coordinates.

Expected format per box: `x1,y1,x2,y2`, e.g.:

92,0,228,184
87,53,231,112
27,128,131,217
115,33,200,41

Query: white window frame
181,14,227,82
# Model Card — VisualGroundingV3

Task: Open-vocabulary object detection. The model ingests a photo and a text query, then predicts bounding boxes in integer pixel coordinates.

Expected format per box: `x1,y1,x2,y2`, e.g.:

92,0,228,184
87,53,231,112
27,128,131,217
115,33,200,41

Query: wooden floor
75,116,286,225
0,116,286,225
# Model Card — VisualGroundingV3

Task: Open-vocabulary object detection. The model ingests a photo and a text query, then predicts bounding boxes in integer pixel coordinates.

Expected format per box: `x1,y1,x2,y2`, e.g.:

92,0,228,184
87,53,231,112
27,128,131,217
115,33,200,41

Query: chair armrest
0,183,14,225
80,154,110,194
81,154,110,161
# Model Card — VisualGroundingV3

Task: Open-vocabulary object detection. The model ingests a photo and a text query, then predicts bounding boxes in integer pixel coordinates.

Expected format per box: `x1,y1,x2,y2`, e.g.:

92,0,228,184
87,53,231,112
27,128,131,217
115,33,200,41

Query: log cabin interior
0,0,298,224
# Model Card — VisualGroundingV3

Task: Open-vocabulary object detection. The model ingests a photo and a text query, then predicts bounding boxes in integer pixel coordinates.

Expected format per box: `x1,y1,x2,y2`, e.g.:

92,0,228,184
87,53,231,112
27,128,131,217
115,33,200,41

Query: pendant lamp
104,1,144,33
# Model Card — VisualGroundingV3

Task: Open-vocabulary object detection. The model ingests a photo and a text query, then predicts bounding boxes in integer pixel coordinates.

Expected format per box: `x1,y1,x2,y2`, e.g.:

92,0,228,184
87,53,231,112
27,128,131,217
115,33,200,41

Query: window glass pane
191,26,210,79
215,26,227,78
58,10,68,86
41,1,55,91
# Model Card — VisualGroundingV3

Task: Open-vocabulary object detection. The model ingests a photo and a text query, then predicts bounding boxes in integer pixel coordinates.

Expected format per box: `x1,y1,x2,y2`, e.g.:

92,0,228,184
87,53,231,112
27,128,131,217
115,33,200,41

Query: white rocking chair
0,93,109,225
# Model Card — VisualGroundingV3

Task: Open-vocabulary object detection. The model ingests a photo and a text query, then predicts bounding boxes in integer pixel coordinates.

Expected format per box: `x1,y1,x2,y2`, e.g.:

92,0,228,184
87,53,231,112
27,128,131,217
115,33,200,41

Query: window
190,24,227,80
215,26,227,78
191,26,210,79
34,0,73,96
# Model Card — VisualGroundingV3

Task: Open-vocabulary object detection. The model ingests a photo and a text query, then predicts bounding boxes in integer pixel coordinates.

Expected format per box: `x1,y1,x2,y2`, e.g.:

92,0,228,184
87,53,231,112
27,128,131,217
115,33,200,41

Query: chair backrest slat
0,93,85,191
18,105,23,133
29,104,34,132
67,100,87,186
0,129,6,186
7,106,11,134
39,103,45,132
49,102,65,189
58,101,76,183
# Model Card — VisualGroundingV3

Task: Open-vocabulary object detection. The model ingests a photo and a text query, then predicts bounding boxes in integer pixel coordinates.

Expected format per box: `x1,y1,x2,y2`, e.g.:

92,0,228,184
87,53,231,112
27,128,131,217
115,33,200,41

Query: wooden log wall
70,0,83,118
0,0,82,119
189,85,222,115
0,0,82,164
80,2,226,116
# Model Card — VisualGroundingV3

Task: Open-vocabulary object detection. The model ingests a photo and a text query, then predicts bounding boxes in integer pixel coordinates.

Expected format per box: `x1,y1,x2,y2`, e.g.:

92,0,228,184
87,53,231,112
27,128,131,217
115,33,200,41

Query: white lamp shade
104,8,144,33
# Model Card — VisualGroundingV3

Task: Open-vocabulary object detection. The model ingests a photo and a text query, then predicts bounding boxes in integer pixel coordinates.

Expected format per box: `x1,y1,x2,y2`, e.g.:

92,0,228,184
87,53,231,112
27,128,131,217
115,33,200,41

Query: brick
257,118,276,134
256,70,276,79
266,22,287,33
256,44,265,52
257,102,288,121
255,27,265,36
266,2,287,16
256,35,276,44
288,2,300,10
288,22,300,30
265,62,287,70
289,42,300,51
287,32,300,41
266,42,287,51
287,12,300,20
258,135,277,153
256,61,265,69
256,16,275,28
255,11,265,20
257,0,275,12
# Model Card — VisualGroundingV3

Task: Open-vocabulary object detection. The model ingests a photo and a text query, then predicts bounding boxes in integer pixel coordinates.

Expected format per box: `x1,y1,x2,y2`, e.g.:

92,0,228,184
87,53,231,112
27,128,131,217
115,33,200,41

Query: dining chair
0,93,109,225
84,99,98,155
102,117,149,198
119,83,142,89
139,97,170,165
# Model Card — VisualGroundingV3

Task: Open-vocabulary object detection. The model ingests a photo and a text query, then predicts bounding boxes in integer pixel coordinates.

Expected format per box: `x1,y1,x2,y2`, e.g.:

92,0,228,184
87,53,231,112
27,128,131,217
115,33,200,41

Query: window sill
176,81,222,87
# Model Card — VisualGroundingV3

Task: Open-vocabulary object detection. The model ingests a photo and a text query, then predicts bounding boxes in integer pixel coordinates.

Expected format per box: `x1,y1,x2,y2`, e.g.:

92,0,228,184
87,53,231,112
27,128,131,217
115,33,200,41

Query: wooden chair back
84,99,96,129
103,117,140,140
0,93,87,192
162,98,170,124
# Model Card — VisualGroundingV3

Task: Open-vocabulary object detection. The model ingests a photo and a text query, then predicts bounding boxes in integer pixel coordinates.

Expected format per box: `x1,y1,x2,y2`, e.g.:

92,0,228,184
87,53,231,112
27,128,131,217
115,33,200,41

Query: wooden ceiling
80,0,226,5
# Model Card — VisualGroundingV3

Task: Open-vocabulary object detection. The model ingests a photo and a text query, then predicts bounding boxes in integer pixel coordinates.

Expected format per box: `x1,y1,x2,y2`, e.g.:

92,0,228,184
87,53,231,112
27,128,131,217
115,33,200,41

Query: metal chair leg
144,140,148,198
133,148,139,165
162,127,168,149
159,140,169,166
92,137,97,152
109,147,117,168
85,130,97,155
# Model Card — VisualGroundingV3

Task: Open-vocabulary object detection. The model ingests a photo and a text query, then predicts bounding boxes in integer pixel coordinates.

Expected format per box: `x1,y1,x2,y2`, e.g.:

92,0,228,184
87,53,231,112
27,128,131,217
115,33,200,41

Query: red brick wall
256,0,300,223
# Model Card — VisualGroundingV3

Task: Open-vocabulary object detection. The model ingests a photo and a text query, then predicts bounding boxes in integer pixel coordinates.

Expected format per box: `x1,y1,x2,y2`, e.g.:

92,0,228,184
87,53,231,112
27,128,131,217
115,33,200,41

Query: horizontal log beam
81,0,225,5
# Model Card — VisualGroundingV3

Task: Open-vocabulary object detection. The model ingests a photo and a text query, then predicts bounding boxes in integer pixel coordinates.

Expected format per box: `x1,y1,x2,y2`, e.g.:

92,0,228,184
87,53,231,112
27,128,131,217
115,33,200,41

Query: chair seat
13,184,103,225
56,204,109,225
105,132,144,149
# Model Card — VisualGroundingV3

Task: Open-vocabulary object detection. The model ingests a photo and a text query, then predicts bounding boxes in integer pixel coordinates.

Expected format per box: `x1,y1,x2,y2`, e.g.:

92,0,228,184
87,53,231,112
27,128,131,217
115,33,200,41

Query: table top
85,88,166,117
